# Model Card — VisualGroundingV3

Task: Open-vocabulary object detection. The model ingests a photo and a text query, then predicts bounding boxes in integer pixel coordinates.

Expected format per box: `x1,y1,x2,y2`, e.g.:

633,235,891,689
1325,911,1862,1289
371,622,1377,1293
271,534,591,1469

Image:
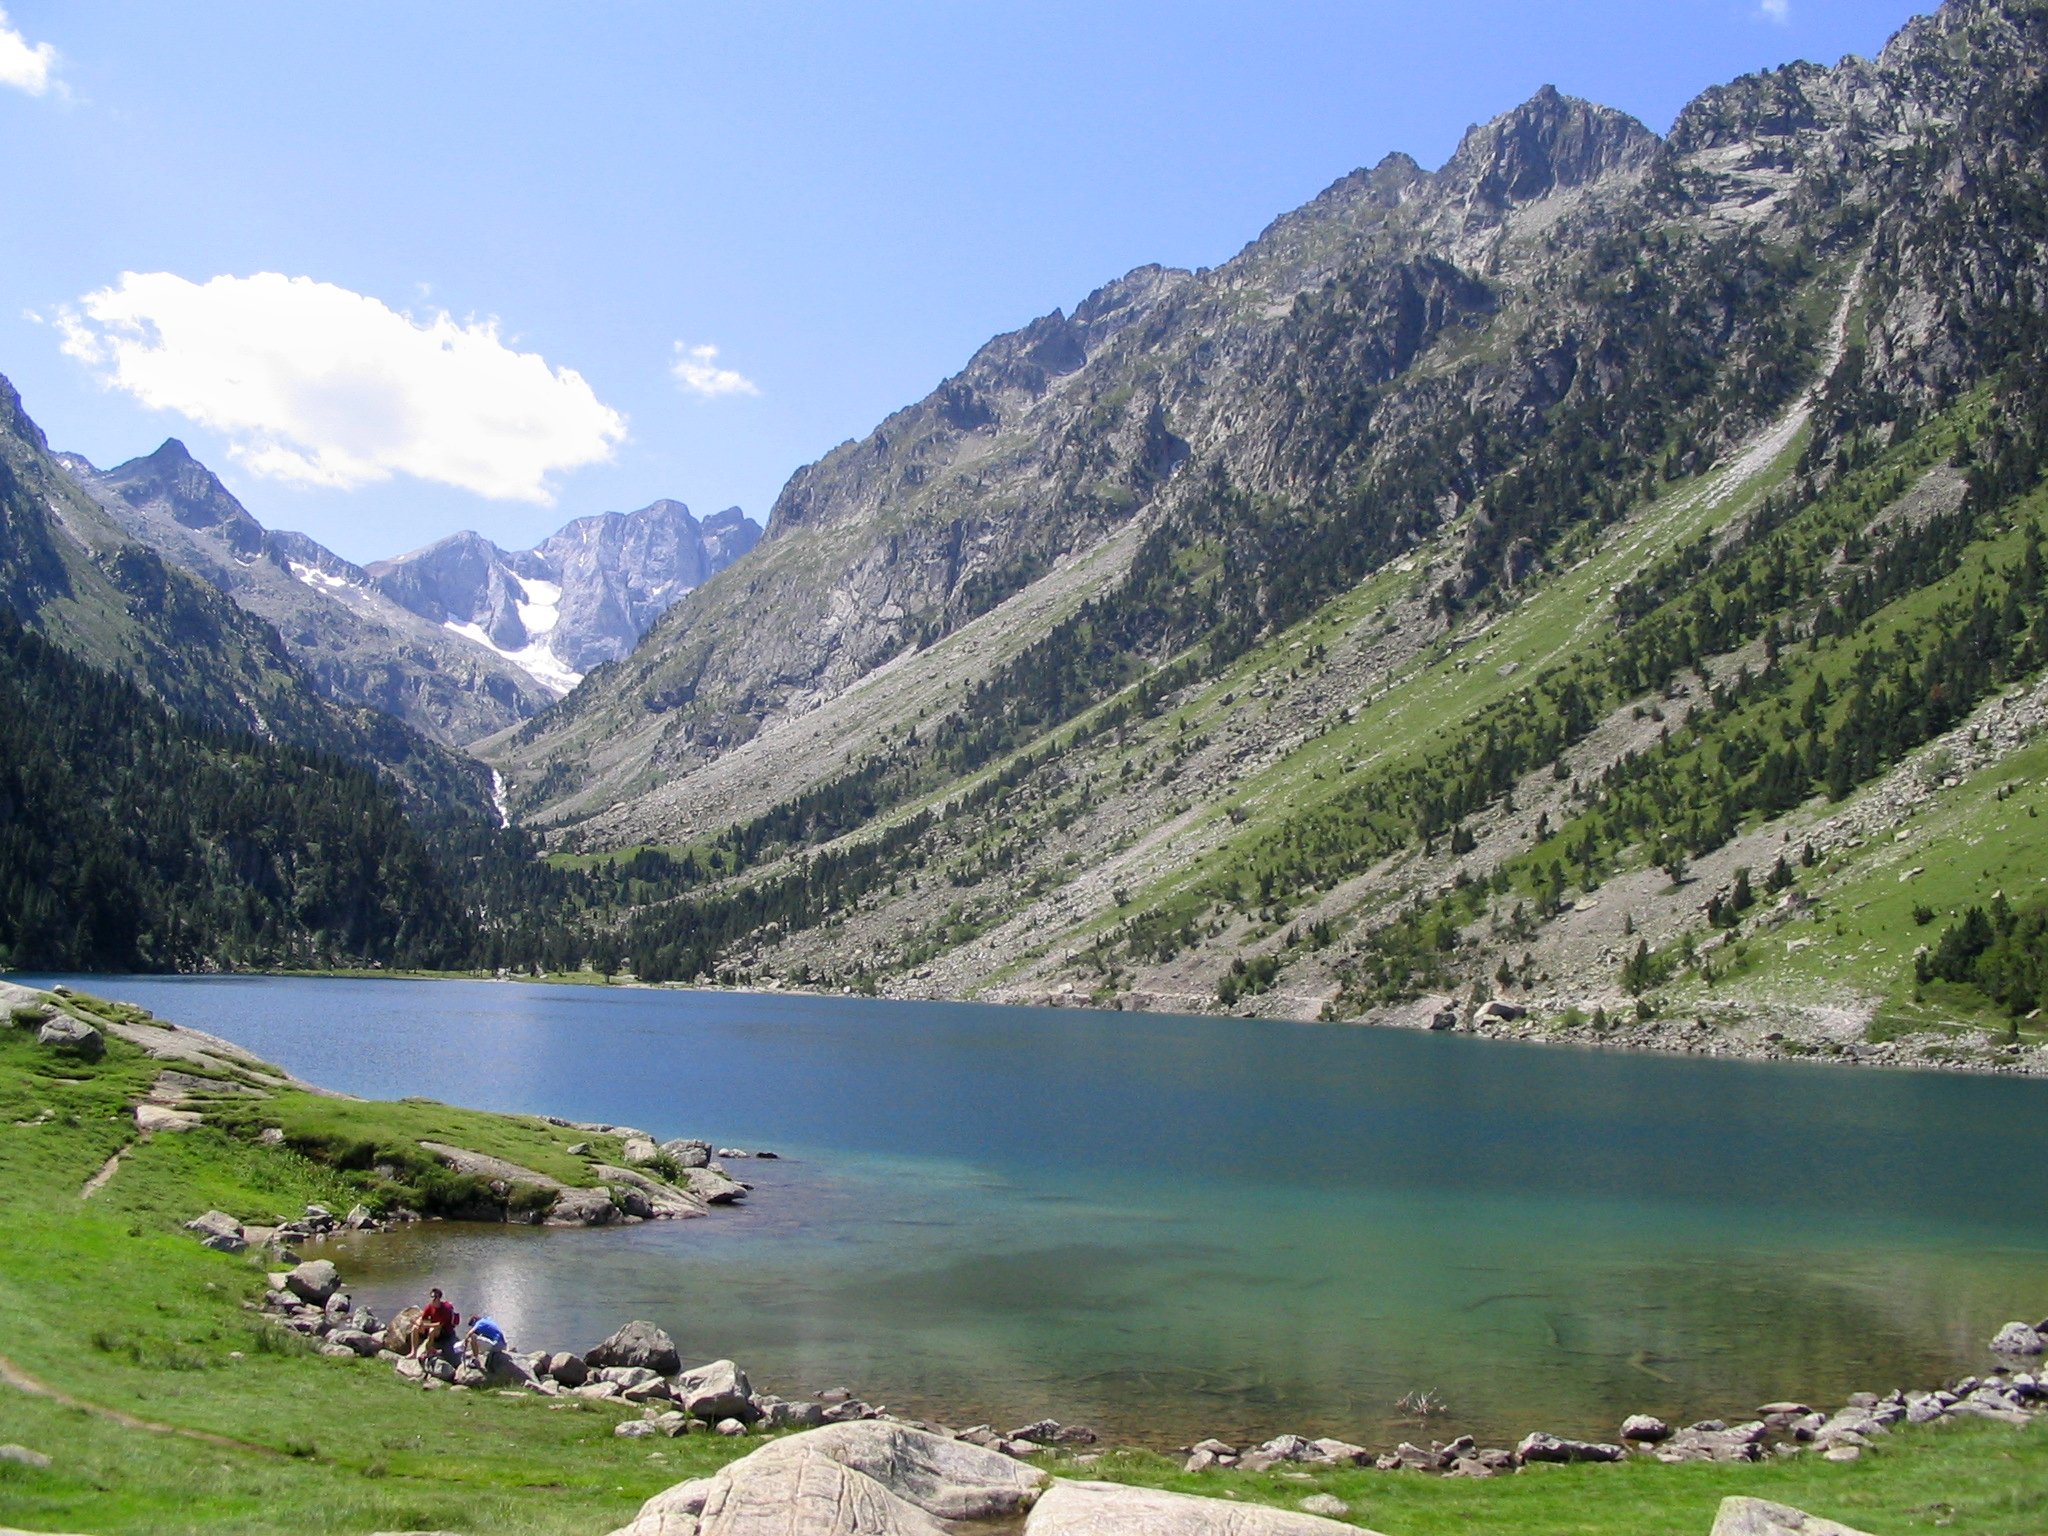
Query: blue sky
0,1,1927,563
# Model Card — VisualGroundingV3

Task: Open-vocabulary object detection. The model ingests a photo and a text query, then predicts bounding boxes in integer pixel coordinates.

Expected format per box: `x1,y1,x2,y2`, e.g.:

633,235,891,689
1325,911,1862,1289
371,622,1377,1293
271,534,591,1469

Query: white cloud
1759,0,1790,22
0,7,57,95
58,272,626,503
671,341,760,398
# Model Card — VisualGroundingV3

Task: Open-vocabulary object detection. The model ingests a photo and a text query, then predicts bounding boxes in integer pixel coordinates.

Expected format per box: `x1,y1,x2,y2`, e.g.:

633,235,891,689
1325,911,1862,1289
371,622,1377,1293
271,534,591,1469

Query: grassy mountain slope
480,0,2048,1068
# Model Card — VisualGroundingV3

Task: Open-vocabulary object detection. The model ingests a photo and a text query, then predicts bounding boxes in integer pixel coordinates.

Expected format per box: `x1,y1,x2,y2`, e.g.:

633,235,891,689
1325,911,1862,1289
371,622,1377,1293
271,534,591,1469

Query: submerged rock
1990,1322,2045,1357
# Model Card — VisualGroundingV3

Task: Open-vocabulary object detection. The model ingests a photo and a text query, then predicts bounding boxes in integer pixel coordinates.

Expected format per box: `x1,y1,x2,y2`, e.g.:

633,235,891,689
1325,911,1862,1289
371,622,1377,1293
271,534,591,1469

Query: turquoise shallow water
33,974,2048,1447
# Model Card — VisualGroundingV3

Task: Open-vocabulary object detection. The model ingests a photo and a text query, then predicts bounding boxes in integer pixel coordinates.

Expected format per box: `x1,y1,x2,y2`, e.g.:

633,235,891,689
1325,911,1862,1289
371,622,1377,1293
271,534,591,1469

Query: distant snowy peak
366,500,761,694
53,439,562,746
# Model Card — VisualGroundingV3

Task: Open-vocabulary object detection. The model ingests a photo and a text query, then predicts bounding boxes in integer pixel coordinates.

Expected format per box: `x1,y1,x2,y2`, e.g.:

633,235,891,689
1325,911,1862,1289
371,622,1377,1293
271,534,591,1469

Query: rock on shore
605,1421,1371,1536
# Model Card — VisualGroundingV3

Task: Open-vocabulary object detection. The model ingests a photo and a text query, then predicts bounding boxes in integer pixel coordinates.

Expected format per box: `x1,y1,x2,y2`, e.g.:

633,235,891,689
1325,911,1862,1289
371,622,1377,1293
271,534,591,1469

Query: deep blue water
30,973,2048,1445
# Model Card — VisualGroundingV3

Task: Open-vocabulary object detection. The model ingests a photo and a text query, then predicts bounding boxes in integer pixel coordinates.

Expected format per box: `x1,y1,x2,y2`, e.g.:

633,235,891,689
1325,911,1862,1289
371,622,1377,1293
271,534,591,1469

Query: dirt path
77,1141,133,1200
0,1351,282,1457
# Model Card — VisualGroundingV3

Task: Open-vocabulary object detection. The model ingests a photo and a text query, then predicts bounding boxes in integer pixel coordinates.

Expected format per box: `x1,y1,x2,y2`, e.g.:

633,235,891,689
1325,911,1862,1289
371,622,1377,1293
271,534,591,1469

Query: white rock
1026,1480,1378,1534
1710,1498,1877,1536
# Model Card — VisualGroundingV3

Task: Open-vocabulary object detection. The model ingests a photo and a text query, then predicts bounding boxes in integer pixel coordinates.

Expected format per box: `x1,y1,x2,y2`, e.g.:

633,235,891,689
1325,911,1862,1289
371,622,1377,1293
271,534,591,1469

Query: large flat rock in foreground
609,1422,1044,1536
1024,1480,1374,1535
1711,1498,1876,1536
608,1423,1385,1536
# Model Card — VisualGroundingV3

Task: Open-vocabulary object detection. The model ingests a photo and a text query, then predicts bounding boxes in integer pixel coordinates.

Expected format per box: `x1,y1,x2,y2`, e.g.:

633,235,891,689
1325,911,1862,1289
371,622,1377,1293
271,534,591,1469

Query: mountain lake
30,973,2048,1448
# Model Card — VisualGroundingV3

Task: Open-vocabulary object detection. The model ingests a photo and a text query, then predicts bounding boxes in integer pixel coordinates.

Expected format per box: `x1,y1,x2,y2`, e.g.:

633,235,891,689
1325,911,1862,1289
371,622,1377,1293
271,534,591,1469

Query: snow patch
514,576,564,641
440,574,582,693
288,560,353,592
442,618,585,693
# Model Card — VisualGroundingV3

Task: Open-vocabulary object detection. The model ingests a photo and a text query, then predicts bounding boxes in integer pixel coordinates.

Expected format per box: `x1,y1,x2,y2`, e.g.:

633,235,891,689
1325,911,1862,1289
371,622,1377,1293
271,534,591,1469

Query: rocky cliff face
505,0,2048,835
64,441,557,746
367,499,760,691
495,81,1678,812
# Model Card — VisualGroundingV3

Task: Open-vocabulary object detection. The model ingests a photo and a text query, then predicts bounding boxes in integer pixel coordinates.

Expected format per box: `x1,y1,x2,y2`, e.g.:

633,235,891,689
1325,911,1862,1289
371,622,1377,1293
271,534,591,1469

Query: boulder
1990,1322,2045,1357
1710,1499,1877,1536
616,1419,661,1439
622,1137,663,1167
184,1211,246,1252
1515,1432,1624,1464
764,1400,829,1431
1619,1414,1670,1442
382,1306,423,1354
1299,1494,1350,1518
1025,1480,1375,1534
135,1103,201,1133
326,1329,384,1358
677,1358,756,1422
541,1350,589,1387
612,1477,715,1536
662,1138,712,1168
595,1366,664,1392
741,1422,1043,1519
1655,1422,1766,1463
1307,1436,1369,1465
0,1444,53,1469
685,1166,748,1205
546,1187,619,1226
36,1016,103,1059
587,1321,681,1376
284,1260,341,1305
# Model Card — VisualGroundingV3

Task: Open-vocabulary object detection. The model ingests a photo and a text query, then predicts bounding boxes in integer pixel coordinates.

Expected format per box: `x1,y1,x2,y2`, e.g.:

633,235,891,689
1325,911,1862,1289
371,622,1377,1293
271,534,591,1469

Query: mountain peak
1442,85,1658,208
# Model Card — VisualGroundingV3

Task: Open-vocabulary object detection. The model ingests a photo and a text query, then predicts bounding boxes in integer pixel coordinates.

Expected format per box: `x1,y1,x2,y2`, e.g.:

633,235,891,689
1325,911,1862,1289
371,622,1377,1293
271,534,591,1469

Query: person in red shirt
410,1287,457,1359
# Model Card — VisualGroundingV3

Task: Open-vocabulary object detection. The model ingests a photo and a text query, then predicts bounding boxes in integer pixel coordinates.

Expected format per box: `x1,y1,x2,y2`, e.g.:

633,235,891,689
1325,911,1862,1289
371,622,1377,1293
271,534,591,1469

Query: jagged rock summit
60,437,760,736
368,497,761,690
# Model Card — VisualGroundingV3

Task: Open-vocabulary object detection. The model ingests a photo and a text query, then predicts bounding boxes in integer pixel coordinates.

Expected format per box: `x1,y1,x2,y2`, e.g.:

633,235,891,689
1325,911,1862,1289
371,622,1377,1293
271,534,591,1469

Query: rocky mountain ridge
60,440,557,745
481,0,2048,1069
367,499,759,693
60,441,760,742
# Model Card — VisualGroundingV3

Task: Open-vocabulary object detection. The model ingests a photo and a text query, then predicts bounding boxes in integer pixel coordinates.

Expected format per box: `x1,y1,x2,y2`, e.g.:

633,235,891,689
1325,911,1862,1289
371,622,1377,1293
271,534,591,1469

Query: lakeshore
2,979,2045,1535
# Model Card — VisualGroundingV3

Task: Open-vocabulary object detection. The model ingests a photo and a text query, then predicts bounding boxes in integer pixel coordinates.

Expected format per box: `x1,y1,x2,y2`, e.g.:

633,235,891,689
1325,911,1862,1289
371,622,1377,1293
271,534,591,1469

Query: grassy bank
0,988,2040,1535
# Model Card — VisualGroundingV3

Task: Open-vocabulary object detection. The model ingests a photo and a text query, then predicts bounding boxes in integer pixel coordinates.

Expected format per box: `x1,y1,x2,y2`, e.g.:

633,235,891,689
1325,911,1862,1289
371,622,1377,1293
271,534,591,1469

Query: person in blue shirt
463,1314,507,1361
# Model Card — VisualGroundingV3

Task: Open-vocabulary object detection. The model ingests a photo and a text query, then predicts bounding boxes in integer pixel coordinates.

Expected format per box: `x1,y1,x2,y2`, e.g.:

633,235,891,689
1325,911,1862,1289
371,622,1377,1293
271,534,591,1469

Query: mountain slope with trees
0,375,494,820
476,0,2048,1065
